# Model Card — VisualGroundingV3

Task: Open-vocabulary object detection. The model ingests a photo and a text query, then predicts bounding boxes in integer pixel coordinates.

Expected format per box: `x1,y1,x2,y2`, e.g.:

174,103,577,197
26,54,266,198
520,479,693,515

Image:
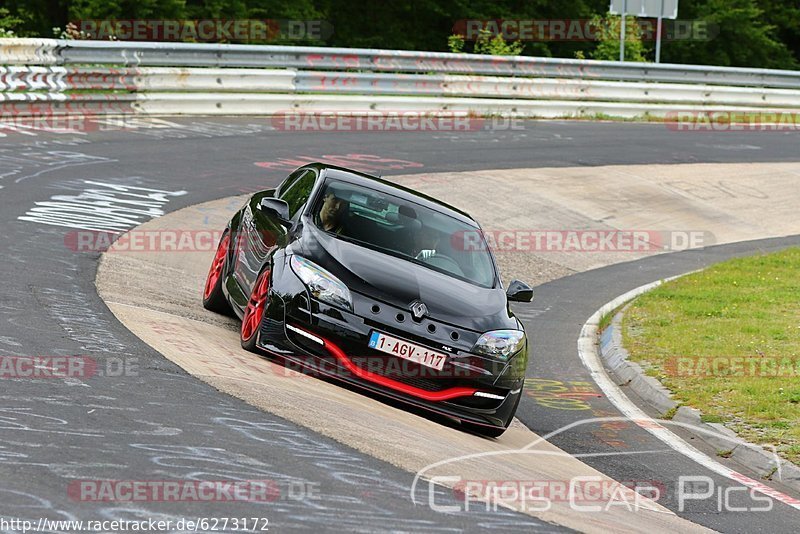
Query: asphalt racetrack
2,117,800,532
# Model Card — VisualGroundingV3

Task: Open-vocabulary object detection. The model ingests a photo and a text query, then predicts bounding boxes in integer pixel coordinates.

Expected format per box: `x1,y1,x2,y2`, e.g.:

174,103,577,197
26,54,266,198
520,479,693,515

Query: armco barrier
5,66,800,107
2,38,800,118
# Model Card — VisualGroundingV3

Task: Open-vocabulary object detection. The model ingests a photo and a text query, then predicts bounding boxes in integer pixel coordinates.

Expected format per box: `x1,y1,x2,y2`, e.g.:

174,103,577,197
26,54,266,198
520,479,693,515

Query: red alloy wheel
204,233,230,300
241,268,271,342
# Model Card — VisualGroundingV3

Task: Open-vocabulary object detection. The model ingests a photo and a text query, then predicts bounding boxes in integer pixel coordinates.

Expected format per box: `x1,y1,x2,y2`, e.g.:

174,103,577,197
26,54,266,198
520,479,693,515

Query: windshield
312,179,496,288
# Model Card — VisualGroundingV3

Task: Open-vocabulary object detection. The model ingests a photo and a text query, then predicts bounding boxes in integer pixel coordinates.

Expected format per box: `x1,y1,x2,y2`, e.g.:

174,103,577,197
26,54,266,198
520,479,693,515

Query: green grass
622,247,800,465
598,303,625,333
662,406,679,420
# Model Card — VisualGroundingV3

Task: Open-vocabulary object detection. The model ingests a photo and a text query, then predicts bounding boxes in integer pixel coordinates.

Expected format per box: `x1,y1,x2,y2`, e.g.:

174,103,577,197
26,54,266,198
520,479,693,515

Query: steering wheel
424,254,465,276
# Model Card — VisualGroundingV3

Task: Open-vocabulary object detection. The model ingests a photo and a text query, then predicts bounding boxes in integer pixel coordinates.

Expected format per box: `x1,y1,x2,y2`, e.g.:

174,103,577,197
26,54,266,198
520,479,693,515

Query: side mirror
506,280,533,302
258,198,291,226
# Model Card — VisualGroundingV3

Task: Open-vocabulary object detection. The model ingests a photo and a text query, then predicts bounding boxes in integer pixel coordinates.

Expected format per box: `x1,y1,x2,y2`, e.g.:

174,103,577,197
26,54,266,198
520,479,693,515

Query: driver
319,188,349,234
415,224,439,260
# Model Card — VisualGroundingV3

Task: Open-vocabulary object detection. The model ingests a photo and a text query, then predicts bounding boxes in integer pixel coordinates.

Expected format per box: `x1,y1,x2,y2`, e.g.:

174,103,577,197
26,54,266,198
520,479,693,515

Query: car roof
298,163,478,227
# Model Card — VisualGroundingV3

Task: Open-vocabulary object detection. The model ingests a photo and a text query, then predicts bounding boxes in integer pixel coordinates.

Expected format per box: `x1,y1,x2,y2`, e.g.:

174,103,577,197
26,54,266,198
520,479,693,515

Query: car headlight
290,255,353,312
472,330,525,360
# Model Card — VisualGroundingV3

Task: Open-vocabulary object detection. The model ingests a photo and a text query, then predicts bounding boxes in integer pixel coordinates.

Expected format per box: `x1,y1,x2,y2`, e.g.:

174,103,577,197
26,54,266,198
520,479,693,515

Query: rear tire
240,266,272,353
203,231,232,315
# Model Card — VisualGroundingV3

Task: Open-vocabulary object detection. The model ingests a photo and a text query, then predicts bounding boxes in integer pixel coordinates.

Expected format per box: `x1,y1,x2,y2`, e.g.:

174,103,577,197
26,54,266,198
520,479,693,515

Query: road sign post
655,0,664,63
610,0,679,63
620,0,627,61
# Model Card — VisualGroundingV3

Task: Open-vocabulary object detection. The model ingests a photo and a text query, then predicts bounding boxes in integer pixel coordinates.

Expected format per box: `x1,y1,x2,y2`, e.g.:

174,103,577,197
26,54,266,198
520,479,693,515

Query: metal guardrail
2,38,800,118
4,66,800,109
3,38,800,88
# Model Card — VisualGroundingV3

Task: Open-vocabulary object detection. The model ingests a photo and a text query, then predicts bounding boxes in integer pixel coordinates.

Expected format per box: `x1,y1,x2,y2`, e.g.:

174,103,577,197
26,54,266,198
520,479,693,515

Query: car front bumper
254,262,527,430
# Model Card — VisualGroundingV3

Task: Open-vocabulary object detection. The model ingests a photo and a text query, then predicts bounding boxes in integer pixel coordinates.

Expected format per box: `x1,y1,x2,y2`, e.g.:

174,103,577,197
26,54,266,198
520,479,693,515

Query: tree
2,0,69,37
587,13,648,62
660,0,797,69
448,29,524,55
755,0,800,64
0,0,799,68
0,8,27,37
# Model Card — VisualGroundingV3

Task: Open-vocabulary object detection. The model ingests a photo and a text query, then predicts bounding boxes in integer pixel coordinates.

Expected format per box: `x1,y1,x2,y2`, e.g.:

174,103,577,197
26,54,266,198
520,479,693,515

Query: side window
276,169,306,197
279,170,317,218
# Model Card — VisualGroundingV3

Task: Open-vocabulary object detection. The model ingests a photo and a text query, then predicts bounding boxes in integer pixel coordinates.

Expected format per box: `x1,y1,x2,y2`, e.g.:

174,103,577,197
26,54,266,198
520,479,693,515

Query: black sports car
203,163,533,437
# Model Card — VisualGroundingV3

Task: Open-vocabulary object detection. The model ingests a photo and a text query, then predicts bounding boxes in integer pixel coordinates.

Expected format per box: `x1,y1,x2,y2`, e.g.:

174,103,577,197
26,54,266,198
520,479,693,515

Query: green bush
589,14,648,62
0,8,25,37
447,29,524,57
447,33,465,53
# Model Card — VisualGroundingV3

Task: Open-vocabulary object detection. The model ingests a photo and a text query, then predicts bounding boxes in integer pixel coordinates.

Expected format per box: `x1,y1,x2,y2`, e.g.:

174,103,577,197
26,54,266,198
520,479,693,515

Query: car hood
296,225,514,331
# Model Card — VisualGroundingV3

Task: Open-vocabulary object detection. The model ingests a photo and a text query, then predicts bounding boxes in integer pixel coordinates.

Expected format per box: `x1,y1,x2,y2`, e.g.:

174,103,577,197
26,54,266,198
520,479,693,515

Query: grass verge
622,247,800,464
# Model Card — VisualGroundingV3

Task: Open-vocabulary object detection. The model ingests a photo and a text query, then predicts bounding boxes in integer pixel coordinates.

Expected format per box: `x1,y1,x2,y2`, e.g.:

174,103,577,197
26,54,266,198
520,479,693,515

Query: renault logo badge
410,301,428,321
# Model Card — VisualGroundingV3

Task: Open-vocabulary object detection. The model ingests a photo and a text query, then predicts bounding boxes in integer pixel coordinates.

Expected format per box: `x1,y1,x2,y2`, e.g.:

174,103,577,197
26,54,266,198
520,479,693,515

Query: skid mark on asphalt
17,180,187,233
254,153,424,174
0,145,112,188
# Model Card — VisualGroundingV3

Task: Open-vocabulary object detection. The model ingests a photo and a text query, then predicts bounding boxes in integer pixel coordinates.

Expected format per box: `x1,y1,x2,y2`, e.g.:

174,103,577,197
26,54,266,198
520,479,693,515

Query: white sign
609,0,679,20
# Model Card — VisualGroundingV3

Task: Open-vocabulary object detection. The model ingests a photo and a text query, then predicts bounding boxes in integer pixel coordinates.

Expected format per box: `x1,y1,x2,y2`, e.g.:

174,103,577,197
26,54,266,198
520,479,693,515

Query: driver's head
416,223,439,250
320,189,348,230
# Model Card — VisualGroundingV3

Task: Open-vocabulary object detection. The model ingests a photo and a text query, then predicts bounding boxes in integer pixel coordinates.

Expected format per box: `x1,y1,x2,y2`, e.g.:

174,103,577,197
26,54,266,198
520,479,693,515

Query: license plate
368,331,447,371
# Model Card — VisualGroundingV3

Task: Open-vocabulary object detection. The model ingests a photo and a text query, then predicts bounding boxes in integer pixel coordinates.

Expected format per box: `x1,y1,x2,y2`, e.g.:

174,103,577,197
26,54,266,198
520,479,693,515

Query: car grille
350,355,454,392
260,318,285,340
279,324,476,394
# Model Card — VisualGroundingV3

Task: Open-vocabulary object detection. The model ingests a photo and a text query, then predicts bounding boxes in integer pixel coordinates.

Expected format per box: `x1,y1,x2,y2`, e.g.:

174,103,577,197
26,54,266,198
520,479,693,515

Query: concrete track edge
96,196,709,534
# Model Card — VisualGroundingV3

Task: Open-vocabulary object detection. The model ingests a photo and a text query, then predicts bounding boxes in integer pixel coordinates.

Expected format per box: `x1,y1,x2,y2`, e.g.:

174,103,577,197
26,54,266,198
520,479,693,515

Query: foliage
0,0,799,68
473,28,524,55
660,0,797,69
447,33,464,53
0,7,27,37
588,14,648,62
53,21,93,39
449,29,523,56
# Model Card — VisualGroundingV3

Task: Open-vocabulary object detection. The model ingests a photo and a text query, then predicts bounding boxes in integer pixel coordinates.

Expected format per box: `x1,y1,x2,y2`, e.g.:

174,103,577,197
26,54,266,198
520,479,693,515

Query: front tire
203,231,232,315
467,424,508,438
240,266,272,352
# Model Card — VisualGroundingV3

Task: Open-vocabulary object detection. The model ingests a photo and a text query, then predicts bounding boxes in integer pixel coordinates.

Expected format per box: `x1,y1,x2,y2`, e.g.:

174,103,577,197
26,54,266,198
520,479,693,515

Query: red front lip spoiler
290,324,480,402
